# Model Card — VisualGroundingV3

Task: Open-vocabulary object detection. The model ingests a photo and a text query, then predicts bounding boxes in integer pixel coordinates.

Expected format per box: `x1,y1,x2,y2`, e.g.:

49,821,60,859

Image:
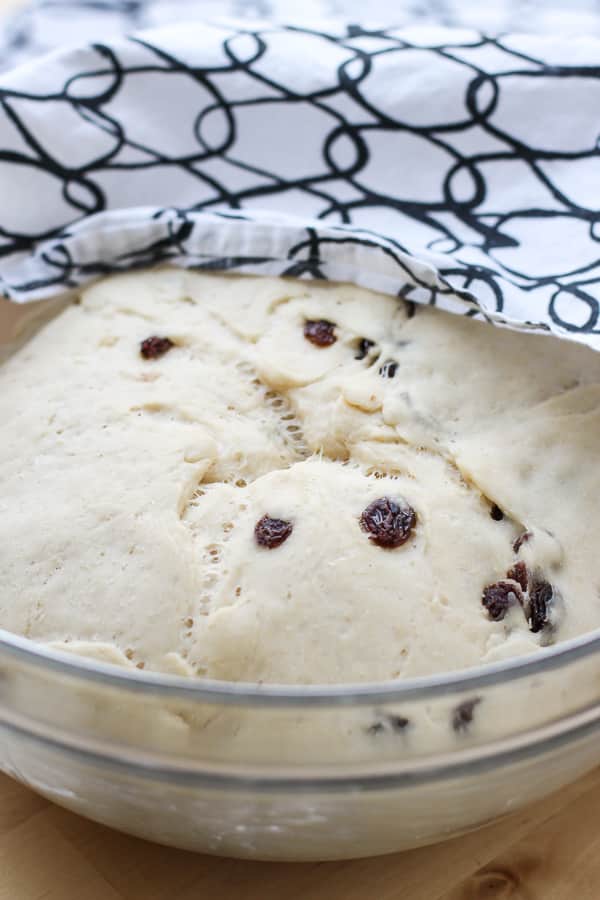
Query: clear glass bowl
2,295,600,860
2,628,600,860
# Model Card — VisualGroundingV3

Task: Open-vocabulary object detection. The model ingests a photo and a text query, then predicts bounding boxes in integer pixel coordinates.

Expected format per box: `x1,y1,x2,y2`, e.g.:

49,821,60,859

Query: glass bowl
2,293,600,861
2,627,600,861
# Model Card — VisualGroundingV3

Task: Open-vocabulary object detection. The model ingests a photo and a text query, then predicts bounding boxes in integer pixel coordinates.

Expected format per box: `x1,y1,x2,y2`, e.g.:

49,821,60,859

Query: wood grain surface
2,0,600,896
3,767,600,900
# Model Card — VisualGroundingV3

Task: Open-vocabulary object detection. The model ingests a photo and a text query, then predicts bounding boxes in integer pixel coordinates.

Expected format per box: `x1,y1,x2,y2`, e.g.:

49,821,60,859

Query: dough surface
2,268,600,684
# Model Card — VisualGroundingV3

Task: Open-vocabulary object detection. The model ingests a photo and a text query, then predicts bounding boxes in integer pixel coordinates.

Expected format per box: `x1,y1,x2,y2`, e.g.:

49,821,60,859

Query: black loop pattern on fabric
0,9,599,348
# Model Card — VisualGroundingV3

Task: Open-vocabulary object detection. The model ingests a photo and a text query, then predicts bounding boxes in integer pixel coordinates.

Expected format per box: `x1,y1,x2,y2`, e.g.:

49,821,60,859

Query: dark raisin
355,338,375,360
513,530,532,553
482,581,522,621
304,319,336,347
366,721,386,736
360,497,416,549
254,515,293,549
366,714,410,736
528,578,554,633
452,698,481,733
490,504,504,521
405,300,416,318
506,561,529,592
140,336,174,359
379,360,398,378
388,714,410,732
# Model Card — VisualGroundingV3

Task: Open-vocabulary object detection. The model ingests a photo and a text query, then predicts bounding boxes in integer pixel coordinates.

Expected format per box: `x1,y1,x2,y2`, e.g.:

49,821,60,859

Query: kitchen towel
0,2,599,348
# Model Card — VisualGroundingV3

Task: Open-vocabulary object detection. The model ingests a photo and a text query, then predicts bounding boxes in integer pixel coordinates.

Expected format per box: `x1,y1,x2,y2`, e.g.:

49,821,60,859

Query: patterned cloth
1,3,599,348
3,0,600,72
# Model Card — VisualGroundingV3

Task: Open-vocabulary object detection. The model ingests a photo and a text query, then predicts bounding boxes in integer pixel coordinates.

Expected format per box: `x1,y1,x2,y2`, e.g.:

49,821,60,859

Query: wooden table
3,767,600,900
2,0,600,896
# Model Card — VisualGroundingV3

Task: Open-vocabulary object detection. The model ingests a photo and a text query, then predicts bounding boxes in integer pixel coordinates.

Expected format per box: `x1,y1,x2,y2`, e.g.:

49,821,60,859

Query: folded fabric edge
1,208,594,351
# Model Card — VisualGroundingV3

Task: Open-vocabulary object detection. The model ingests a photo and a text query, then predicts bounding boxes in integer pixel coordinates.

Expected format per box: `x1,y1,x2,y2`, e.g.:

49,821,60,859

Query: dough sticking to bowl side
1,268,600,685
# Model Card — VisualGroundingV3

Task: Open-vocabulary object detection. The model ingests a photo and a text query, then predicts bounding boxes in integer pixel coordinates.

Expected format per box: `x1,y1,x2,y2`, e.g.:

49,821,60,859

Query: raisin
482,581,522,621
360,498,416,549
452,698,481,733
355,338,375,360
140,336,174,359
490,504,504,521
254,515,293,549
388,714,410,732
513,530,532,553
528,578,554,633
366,714,410,736
379,360,398,378
304,319,336,347
366,722,385,736
506,561,529,592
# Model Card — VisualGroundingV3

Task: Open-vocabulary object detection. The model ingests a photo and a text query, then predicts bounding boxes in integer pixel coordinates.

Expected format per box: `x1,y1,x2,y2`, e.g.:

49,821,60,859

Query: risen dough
2,268,600,684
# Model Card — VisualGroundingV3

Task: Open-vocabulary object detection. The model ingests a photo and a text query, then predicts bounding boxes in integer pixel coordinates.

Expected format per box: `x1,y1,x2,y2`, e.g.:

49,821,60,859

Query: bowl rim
3,624,600,707
5,691,600,790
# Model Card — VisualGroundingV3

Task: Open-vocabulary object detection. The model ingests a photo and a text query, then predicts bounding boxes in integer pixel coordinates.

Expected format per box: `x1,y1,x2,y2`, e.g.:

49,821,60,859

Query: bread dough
2,267,600,684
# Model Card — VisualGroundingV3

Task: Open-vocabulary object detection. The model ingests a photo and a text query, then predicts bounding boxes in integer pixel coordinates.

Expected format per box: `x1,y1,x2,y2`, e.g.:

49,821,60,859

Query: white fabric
0,5,599,348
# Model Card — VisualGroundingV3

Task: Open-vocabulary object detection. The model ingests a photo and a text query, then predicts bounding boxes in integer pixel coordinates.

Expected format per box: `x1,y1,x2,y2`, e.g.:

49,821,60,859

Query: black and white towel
1,0,599,349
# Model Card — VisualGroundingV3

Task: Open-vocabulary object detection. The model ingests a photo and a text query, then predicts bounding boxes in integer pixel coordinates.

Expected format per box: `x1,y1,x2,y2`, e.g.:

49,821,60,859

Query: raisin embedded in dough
303,319,337,347
506,561,529,592
254,515,294,549
140,336,174,359
482,580,522,621
387,714,410,732
359,498,416,548
366,721,386,735
513,531,532,553
355,338,375,360
367,714,410,735
452,698,481,733
528,578,554,633
378,360,398,378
